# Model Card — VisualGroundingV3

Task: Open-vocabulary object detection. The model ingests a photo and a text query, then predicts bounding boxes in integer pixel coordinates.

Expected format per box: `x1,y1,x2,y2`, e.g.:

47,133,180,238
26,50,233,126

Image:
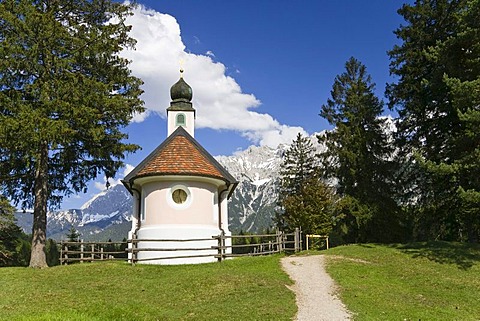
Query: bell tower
167,70,195,137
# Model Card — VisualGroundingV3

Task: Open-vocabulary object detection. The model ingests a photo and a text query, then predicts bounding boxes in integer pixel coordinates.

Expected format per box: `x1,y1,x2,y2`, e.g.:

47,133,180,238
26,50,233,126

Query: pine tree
65,227,80,262
387,0,480,241
281,176,336,236
0,0,144,267
319,57,402,243
276,133,336,235
45,239,59,267
0,196,24,266
66,227,81,243
278,133,318,197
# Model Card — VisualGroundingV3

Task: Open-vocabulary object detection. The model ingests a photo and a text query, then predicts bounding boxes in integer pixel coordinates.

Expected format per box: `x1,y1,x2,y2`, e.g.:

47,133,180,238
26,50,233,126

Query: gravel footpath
281,255,352,321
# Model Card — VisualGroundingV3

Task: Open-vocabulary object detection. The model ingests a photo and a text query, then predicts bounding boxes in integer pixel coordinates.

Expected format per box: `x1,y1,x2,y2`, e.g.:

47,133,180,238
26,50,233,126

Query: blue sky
62,0,410,209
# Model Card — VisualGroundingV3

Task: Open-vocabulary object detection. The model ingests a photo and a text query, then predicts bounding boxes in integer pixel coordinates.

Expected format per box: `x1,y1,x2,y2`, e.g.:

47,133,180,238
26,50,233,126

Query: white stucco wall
136,225,219,265
167,110,195,137
129,176,232,265
141,180,218,227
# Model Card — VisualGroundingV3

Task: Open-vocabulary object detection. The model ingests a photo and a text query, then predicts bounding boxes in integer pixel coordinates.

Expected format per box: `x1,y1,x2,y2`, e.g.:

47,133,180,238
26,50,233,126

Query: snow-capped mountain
16,184,133,241
217,144,286,233
15,133,327,240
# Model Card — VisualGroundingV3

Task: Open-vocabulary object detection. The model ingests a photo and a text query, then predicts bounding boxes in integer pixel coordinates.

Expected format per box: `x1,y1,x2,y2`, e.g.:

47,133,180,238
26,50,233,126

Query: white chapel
122,72,237,264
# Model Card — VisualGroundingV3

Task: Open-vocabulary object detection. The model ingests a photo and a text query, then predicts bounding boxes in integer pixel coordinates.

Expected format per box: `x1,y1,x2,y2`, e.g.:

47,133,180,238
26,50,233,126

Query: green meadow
1,242,479,320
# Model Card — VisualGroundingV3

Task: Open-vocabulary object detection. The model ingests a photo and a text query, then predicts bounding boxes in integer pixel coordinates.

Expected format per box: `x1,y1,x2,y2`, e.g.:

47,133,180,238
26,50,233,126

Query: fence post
131,233,136,266
59,241,63,265
294,228,299,253
64,244,68,265
275,229,278,252
299,228,303,251
91,244,95,262
80,240,84,263
276,229,282,253
217,230,225,262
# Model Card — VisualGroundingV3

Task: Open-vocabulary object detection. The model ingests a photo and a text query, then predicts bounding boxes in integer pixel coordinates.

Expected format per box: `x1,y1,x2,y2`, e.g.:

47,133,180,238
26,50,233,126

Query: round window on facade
172,188,188,204
168,184,192,209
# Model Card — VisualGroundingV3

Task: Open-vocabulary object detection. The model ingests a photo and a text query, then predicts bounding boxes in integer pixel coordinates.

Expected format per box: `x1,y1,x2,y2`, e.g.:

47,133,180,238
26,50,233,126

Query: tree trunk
29,143,49,268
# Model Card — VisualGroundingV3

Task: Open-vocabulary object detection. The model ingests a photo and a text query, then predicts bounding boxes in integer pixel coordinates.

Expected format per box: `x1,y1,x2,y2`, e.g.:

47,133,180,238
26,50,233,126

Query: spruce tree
45,238,59,267
387,0,480,241
0,0,144,267
319,57,401,243
276,133,336,236
0,196,24,266
65,227,80,262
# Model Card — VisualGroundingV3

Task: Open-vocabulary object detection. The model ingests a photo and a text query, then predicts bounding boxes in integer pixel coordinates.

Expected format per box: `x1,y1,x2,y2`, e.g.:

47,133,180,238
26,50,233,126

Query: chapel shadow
390,241,480,270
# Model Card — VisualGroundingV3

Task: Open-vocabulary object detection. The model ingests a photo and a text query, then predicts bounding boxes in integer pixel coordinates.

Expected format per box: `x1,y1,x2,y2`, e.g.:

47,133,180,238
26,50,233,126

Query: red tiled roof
123,126,237,184
136,135,225,178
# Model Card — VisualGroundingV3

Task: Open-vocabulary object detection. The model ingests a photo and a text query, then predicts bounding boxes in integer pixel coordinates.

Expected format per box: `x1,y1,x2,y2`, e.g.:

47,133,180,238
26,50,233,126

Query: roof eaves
123,126,238,186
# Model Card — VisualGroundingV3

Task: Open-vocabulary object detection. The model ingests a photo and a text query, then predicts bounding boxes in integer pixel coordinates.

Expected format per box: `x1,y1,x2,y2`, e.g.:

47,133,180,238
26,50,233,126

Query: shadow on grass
390,241,480,270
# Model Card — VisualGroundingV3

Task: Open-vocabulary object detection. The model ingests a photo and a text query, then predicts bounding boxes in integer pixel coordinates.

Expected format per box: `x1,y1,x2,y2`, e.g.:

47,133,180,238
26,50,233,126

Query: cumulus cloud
94,164,135,191
121,4,306,148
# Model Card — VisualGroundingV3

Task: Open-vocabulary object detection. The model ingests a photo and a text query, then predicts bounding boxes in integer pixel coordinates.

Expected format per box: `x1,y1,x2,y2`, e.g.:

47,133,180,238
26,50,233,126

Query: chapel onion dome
170,72,193,102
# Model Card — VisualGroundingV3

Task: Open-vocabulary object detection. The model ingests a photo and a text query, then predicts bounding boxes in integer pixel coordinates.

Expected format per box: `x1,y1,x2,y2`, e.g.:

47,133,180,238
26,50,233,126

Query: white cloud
131,109,151,123
94,164,135,191
121,4,307,148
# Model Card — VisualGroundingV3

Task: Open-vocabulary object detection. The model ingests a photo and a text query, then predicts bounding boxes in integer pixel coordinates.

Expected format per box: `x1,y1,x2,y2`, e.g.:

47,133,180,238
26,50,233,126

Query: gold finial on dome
179,59,184,78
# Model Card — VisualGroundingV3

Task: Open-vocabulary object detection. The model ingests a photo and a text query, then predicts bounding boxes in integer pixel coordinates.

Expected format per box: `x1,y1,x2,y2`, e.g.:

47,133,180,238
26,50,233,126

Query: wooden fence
59,228,302,265
59,240,127,265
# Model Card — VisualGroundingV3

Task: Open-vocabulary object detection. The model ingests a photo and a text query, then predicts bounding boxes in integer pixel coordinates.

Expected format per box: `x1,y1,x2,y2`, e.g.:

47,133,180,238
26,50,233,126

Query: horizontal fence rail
59,228,303,265
60,241,127,265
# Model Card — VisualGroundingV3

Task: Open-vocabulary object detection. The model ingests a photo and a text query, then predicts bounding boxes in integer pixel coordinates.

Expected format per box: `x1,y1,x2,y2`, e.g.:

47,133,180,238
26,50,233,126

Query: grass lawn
324,241,480,321
3,242,479,320
0,255,296,321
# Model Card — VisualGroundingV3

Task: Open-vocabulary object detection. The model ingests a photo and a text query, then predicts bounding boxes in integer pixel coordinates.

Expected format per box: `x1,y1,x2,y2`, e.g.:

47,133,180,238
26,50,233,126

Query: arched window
176,113,186,126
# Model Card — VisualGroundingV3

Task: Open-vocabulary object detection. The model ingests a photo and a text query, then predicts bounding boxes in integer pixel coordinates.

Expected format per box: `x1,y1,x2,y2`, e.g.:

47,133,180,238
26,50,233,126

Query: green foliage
66,227,81,243
282,177,336,236
45,238,59,266
103,238,127,259
0,197,37,266
279,133,318,197
232,228,276,254
387,0,480,242
325,242,480,320
0,0,144,267
0,196,24,266
276,133,336,235
319,57,403,243
65,227,81,262
0,256,296,320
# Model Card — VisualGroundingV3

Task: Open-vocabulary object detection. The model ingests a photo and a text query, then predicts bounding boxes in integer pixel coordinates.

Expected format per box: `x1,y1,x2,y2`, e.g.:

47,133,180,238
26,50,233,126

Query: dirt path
281,255,352,321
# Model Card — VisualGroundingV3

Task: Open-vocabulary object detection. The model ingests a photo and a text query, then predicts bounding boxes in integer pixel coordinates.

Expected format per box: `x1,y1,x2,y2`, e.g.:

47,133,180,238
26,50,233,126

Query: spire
167,69,195,137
